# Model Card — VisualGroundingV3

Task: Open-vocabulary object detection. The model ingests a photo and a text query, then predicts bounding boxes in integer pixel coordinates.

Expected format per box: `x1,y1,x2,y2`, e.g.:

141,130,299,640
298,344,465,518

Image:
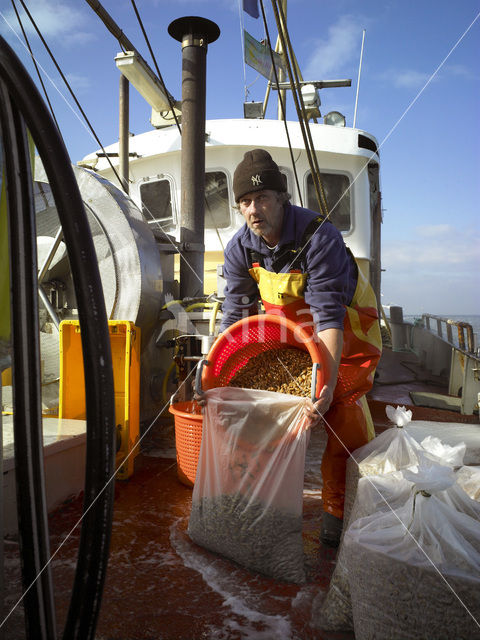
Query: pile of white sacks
311,405,480,640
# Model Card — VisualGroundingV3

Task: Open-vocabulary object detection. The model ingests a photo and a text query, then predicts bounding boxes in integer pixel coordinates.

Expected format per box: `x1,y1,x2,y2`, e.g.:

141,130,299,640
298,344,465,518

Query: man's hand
303,384,334,428
314,383,335,415
193,390,207,407
191,376,207,406
305,326,343,427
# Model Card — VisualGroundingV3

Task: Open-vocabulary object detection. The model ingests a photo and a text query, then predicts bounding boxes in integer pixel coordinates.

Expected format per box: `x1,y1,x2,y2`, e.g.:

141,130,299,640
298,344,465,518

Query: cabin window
306,172,351,231
140,172,230,232
205,171,230,229
139,178,175,233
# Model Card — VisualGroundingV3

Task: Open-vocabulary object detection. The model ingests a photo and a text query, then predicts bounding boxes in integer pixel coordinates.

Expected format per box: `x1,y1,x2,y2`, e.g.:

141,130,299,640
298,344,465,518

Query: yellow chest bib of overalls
248,266,307,307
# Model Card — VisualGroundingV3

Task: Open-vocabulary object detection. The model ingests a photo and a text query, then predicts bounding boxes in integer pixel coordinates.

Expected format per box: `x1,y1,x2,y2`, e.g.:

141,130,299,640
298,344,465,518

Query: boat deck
4,422,349,639
2,347,478,639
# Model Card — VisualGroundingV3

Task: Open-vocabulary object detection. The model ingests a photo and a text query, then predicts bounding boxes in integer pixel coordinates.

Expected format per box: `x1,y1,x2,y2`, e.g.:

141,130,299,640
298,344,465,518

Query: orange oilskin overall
249,256,382,519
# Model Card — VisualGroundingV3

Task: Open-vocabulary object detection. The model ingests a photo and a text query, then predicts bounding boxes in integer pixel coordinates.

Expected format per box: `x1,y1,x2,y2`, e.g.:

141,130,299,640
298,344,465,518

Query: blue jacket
220,202,357,333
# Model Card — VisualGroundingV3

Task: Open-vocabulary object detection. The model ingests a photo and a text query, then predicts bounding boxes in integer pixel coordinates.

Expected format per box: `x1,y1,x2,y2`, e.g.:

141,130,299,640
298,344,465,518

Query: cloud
151,0,237,9
65,73,91,93
393,70,432,89
416,224,452,237
381,225,480,314
303,15,366,79
376,67,438,90
382,225,479,269
383,63,476,90
1,0,92,46
381,268,477,315
445,63,476,79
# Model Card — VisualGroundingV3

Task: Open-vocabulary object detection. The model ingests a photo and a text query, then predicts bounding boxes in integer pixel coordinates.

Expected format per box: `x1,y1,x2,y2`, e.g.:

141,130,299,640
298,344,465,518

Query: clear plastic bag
188,386,309,583
312,470,412,631
343,405,465,523
343,469,480,640
456,465,480,501
314,463,480,632
405,420,480,465
419,434,466,467
344,405,425,522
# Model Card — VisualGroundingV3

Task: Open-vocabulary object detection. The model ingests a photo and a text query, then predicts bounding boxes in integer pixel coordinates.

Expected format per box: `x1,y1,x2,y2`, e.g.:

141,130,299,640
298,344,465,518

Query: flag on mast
243,0,259,19
244,30,285,81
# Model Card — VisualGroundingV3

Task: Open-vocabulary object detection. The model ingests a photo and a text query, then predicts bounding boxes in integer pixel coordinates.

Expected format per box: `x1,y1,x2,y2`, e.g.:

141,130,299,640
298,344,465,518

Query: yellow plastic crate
59,320,141,480
1,367,11,386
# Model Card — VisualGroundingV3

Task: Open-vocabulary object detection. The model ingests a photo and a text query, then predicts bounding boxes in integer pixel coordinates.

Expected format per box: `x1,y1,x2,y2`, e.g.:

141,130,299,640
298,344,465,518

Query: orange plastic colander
168,400,203,487
197,314,326,401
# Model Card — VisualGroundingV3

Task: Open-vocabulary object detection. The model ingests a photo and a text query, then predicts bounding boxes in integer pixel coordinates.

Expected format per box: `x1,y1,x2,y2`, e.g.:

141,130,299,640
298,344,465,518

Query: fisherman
219,148,382,547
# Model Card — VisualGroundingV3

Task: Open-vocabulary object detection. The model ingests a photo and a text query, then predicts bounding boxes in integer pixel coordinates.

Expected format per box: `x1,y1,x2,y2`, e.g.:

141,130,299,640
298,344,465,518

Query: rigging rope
130,0,181,135
237,0,248,101
10,0,61,135
258,0,303,207
269,0,330,218
16,0,123,187
275,0,328,211
6,1,200,288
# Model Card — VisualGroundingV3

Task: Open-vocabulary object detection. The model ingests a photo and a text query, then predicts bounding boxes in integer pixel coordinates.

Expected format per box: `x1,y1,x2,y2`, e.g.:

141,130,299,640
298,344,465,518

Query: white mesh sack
343,405,466,524
314,463,480,633
312,470,411,631
456,465,480,501
343,467,480,640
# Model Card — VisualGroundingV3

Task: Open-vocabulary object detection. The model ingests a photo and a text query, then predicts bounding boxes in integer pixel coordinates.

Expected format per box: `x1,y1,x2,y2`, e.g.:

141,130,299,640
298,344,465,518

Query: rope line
277,356,480,627
0,365,199,629
285,10,480,273
258,0,303,206
130,0,181,135
272,0,329,217
14,0,123,186
9,0,61,134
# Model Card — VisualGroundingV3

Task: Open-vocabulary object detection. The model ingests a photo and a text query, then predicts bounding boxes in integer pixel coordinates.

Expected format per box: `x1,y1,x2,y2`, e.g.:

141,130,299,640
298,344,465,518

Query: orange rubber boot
320,401,370,519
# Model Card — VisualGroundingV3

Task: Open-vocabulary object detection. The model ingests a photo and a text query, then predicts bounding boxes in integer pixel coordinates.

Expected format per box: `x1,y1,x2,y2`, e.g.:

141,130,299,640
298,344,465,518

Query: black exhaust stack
168,16,220,299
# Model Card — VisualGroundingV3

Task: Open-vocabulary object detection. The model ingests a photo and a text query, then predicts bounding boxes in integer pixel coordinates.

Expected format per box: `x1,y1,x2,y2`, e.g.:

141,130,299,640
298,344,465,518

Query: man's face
238,189,284,245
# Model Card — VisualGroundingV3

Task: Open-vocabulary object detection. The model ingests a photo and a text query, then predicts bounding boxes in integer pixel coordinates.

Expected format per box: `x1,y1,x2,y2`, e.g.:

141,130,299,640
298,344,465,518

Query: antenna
353,29,366,129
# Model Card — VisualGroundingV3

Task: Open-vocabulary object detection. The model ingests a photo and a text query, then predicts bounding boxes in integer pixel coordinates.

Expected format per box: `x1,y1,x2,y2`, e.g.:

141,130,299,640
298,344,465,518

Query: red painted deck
4,420,354,639
2,347,477,639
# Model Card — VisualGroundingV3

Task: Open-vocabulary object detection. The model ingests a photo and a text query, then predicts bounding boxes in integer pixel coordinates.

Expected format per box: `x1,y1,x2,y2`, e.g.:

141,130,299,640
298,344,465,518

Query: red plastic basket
200,314,326,399
168,401,203,487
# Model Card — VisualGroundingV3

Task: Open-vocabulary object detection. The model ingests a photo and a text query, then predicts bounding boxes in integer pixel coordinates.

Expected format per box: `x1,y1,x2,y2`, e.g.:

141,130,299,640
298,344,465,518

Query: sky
1,0,479,316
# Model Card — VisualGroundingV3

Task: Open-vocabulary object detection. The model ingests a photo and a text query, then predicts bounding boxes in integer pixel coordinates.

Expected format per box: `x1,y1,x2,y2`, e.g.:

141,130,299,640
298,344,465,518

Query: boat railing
418,314,479,416
422,314,477,355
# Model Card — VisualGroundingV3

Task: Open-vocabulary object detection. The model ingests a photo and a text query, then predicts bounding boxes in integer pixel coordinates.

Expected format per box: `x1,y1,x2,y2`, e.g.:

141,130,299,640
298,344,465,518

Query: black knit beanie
233,149,286,202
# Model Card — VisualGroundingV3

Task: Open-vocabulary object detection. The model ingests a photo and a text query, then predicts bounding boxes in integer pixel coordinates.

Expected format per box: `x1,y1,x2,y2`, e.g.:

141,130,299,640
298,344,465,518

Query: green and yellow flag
244,30,285,81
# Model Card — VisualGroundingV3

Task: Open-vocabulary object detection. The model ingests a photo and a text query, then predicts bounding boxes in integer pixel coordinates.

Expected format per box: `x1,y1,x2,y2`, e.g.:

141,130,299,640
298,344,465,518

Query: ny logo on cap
251,174,263,186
